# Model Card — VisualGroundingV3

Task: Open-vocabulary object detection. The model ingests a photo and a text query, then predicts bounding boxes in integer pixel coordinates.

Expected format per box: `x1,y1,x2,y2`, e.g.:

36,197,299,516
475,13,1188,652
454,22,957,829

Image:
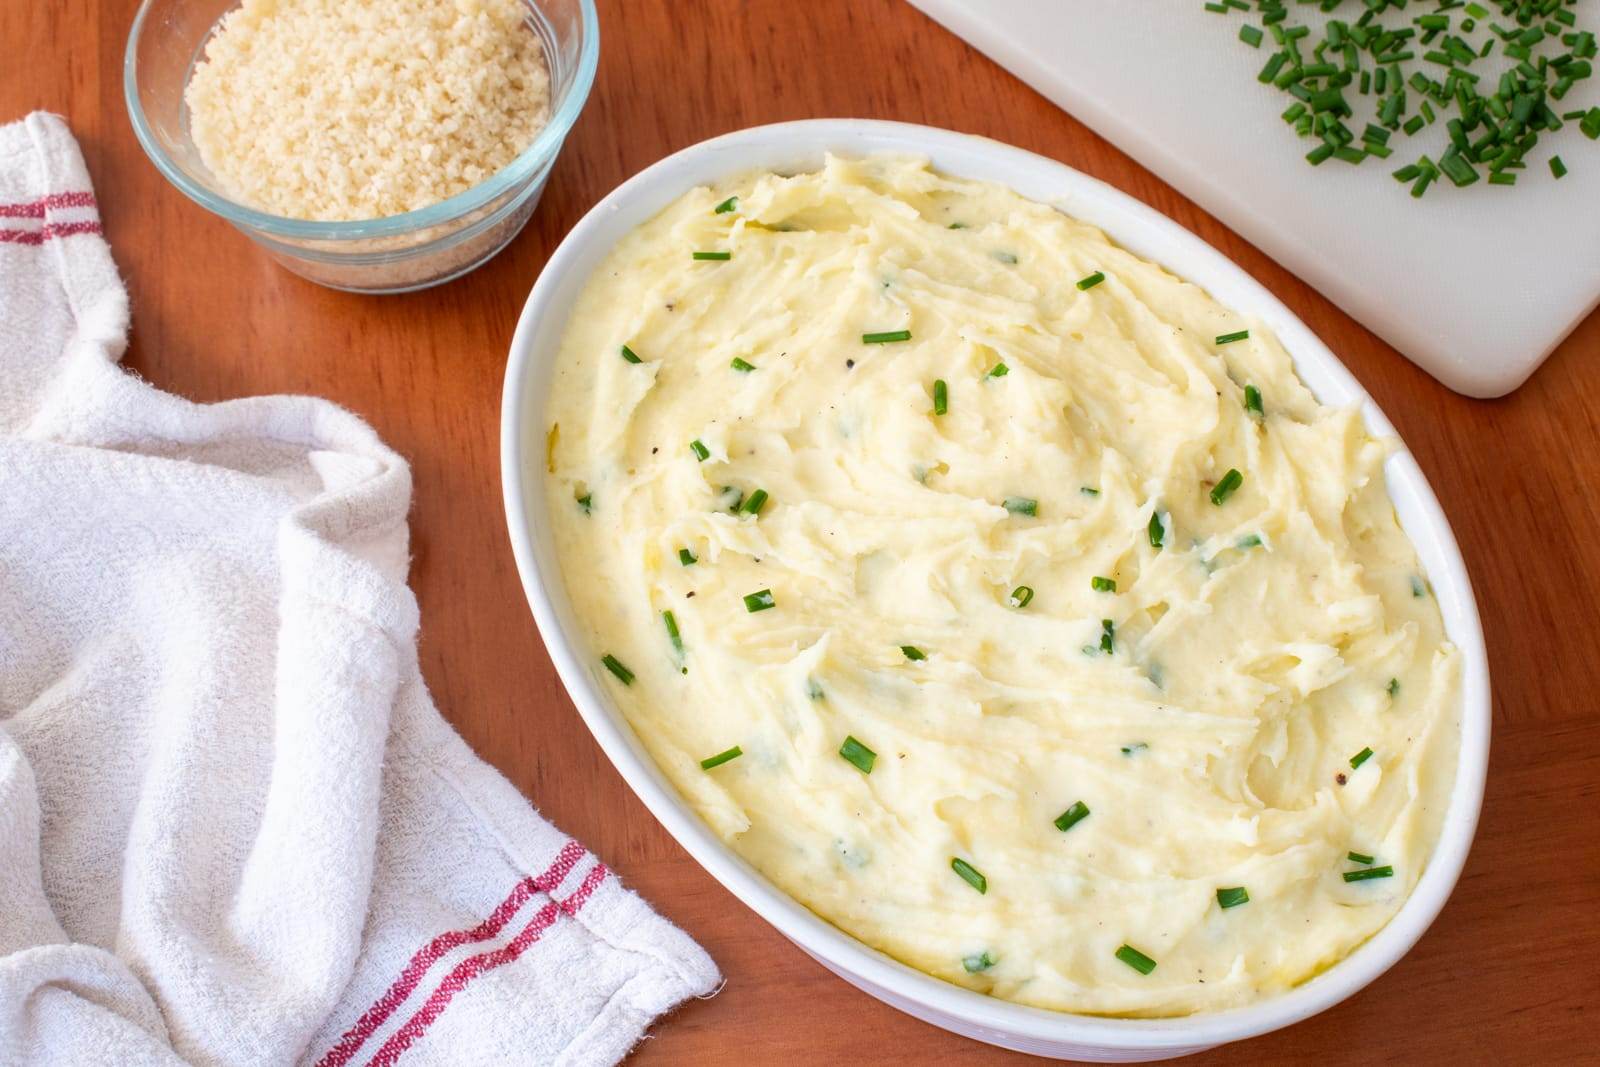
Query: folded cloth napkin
0,113,719,1067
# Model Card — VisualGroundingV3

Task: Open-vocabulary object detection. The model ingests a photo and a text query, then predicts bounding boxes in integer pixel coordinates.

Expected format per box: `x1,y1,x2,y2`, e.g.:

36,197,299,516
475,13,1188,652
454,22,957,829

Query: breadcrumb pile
185,0,551,221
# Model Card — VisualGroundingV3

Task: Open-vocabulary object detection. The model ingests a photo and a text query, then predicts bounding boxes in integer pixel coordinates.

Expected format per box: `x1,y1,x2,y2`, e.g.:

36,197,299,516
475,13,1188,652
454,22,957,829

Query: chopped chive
1387,677,1400,697
1244,384,1265,416
1054,800,1091,832
839,735,877,774
933,378,948,415
1216,886,1250,909
951,857,987,893
1115,944,1157,975
1215,329,1251,345
901,645,927,661
1121,742,1148,756
1550,155,1568,178
576,492,592,514
1240,24,1264,47
620,344,643,364
1210,468,1244,505
730,356,757,372
743,589,775,612
863,330,912,344
1348,850,1375,865
699,745,742,770
740,489,769,516
1350,746,1374,769
986,361,1010,379
1008,585,1034,608
1148,510,1165,550
690,439,711,462
713,195,738,214
962,951,996,973
601,654,634,685
1081,486,1101,497
807,677,825,700
1091,576,1117,592
1076,270,1106,290
1100,619,1115,654
662,610,685,658
1343,865,1395,882
720,486,744,513
1410,575,1428,597
948,221,966,229
693,251,731,261
678,547,697,566
1003,496,1038,516
1237,533,1264,550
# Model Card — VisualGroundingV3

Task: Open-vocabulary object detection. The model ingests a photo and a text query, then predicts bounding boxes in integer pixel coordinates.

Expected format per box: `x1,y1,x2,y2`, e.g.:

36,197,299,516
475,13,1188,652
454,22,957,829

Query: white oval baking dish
500,120,1491,1061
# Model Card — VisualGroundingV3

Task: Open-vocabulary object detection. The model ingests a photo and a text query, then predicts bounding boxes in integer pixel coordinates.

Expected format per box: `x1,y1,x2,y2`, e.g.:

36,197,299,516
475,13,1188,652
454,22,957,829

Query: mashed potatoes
542,155,1460,1016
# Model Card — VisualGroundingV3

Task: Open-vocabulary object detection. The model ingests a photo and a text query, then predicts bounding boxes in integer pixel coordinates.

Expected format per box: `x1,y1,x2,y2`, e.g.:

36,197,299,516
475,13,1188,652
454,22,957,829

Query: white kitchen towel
0,112,719,1067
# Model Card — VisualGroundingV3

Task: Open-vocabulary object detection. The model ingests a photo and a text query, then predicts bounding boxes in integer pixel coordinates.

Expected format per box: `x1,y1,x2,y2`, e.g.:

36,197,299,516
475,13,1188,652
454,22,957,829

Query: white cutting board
909,0,1600,397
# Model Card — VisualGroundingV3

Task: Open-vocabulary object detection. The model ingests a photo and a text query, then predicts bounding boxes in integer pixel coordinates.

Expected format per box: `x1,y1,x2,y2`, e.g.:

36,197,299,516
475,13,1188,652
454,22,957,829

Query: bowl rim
123,0,600,240
499,119,1491,1053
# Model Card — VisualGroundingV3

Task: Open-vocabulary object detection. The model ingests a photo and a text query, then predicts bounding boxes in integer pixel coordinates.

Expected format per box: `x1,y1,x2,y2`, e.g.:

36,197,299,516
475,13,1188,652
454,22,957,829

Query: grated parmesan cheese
185,0,552,221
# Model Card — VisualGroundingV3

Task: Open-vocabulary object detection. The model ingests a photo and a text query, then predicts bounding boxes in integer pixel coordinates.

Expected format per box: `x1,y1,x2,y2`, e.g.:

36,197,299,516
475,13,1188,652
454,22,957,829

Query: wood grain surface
6,1,1597,1062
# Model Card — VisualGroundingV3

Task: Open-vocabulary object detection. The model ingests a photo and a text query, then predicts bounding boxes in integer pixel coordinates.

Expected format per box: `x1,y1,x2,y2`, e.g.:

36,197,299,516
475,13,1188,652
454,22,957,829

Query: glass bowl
124,0,598,293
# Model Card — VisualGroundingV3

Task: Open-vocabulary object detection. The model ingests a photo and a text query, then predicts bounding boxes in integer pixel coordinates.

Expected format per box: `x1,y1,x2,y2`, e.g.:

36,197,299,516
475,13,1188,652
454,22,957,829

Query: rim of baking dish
123,0,599,241
500,120,1491,1054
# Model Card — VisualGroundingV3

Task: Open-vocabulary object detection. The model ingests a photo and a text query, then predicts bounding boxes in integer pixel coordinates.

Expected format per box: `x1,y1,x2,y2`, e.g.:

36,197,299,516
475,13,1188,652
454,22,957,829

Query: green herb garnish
730,356,757,372
1076,271,1106,290
1148,510,1165,549
1115,944,1157,975
986,361,1010,379
1003,496,1037,516
1216,886,1250,909
1215,329,1250,345
933,378,948,415
700,746,742,770
576,492,592,514
1054,800,1091,832
1009,585,1034,608
1100,619,1115,654
740,488,769,515
1348,850,1375,865
951,857,987,894
901,645,927,661
1244,384,1264,416
839,735,877,774
1350,746,1375,769
713,195,738,214
620,344,643,364
662,610,685,658
693,251,731,261
678,548,697,566
863,330,912,344
1210,468,1244,505
601,654,633,685
690,439,711,462
743,589,776,612
1343,865,1395,882
1091,576,1117,593
962,951,996,973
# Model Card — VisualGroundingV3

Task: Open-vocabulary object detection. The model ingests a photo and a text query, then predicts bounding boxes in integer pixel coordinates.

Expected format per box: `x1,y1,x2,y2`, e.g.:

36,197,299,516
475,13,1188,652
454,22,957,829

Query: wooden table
8,1,1598,1062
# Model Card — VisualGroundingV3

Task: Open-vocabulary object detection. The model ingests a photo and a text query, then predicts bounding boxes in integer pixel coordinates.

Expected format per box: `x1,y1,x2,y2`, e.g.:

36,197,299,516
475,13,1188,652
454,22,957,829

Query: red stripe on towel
0,221,104,245
364,863,610,1067
314,841,587,1067
0,191,97,218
